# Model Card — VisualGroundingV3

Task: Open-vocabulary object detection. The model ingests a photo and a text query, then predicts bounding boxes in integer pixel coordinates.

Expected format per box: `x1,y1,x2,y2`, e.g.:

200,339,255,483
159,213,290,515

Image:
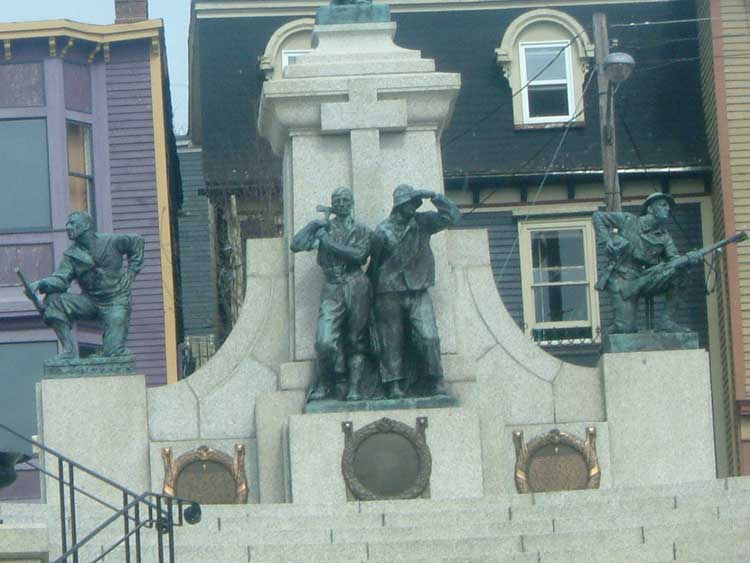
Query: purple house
0,0,181,496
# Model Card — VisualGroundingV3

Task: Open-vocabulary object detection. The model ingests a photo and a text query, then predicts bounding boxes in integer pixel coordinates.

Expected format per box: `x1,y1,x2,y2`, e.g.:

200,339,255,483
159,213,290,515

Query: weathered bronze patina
368,185,460,399
21,211,144,363
0,451,30,491
341,417,431,501
291,188,373,402
316,0,390,25
513,428,600,494
594,193,746,339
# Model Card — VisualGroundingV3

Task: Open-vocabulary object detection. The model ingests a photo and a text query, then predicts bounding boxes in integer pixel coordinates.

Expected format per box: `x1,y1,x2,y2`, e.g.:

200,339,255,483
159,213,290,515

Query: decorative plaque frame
341,417,432,501
161,444,248,504
512,427,600,494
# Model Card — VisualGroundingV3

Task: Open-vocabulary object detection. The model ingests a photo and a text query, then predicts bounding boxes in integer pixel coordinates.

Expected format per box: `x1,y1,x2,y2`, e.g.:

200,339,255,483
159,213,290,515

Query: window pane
0,119,50,230
67,122,92,175
0,244,53,285
534,284,589,323
528,84,569,118
64,63,92,113
0,341,58,454
531,229,586,282
69,176,92,213
525,45,567,81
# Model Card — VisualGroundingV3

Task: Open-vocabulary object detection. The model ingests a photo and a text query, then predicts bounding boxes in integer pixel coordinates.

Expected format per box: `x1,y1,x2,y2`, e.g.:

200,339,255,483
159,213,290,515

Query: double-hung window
519,218,599,343
519,41,575,124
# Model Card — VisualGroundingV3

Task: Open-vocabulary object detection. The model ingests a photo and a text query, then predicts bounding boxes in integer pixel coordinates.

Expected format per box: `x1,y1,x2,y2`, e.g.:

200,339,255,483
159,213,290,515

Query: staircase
3,477,750,562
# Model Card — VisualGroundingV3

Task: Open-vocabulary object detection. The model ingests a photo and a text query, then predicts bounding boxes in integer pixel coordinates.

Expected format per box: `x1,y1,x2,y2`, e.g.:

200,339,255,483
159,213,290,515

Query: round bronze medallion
175,460,237,505
341,417,431,501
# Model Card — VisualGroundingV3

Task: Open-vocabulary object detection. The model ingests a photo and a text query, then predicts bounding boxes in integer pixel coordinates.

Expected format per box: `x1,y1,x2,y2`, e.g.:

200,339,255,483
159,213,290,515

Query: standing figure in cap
592,193,701,334
368,185,460,399
26,211,144,359
291,187,372,401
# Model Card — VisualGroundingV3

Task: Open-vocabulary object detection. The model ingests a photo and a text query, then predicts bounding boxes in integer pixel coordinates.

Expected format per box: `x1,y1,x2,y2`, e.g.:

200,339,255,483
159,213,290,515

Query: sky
2,1,191,134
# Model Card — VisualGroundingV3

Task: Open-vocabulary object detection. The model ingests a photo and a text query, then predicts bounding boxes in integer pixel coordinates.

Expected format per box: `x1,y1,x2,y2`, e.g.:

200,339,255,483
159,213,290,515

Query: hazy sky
2,1,191,134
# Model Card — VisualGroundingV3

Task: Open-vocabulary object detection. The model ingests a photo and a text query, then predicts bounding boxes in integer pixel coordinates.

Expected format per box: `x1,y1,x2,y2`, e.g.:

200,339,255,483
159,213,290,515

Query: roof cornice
0,18,163,43
193,0,677,19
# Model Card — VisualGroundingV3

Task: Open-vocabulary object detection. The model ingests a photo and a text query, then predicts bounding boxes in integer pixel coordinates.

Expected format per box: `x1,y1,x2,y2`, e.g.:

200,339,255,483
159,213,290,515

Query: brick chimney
115,0,149,23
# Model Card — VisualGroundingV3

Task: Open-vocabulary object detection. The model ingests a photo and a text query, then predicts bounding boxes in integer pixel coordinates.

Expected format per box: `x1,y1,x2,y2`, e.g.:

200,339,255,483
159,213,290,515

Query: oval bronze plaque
161,445,248,504
513,427,600,494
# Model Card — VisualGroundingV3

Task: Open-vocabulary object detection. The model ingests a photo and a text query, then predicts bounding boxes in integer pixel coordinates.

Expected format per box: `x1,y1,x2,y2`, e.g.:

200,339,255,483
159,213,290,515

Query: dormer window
519,41,575,123
496,9,594,128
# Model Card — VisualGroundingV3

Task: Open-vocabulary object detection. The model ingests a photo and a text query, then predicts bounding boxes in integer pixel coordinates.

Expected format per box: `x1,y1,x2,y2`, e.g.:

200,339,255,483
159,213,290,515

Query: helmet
640,192,675,216
392,184,423,208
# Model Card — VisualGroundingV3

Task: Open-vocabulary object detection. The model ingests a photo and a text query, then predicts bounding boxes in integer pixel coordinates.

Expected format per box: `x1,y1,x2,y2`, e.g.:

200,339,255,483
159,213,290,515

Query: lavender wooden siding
106,49,167,386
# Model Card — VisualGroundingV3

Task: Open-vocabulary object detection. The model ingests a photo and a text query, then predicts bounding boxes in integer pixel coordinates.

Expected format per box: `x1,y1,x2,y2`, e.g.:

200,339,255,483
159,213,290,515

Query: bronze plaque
353,433,421,497
175,460,237,505
342,417,432,501
161,445,248,504
513,427,600,494
527,443,589,492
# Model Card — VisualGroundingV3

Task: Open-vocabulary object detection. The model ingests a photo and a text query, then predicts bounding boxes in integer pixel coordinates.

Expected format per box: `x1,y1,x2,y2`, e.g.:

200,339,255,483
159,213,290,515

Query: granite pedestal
602,349,715,487
286,407,482,504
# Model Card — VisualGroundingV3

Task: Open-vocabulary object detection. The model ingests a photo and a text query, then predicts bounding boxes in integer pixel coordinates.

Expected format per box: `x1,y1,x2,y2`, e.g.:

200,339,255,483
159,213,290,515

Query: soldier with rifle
593,192,732,334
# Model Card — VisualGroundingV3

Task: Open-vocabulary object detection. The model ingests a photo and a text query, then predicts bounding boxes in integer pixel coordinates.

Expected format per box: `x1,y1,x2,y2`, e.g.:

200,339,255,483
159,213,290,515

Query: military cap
640,192,675,216
393,184,423,208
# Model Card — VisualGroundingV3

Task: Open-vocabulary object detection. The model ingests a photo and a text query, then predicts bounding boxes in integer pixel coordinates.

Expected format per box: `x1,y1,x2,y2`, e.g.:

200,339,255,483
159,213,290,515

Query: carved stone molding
341,417,431,501
161,444,248,504
513,427,600,494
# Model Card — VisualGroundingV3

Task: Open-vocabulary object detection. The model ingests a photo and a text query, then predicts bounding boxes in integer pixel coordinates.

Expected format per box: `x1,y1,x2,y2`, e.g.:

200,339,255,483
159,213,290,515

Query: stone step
644,516,750,543
537,542,675,563
673,533,750,560
523,526,644,553
552,505,718,533
366,537,522,560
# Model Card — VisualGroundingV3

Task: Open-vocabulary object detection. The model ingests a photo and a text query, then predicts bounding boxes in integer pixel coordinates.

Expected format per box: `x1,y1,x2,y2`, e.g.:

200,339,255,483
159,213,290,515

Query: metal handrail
0,422,201,563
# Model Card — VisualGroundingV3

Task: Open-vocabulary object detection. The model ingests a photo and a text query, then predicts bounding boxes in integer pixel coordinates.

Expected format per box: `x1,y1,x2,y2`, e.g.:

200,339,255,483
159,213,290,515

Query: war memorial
2,1,750,561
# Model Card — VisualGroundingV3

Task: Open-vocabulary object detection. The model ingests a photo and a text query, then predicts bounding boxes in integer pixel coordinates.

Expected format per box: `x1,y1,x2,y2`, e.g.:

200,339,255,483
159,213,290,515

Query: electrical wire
494,70,597,279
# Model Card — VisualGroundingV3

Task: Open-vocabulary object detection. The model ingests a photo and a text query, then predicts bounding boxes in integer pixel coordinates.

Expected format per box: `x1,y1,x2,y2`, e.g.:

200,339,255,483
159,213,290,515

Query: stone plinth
287,407,482,504
43,354,136,378
603,331,699,353
258,21,461,364
37,374,150,506
304,394,457,414
601,349,715,487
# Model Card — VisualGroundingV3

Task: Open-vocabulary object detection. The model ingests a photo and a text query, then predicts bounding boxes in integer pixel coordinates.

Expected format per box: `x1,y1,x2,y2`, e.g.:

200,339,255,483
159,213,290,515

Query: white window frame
519,40,575,125
518,217,600,344
281,49,313,71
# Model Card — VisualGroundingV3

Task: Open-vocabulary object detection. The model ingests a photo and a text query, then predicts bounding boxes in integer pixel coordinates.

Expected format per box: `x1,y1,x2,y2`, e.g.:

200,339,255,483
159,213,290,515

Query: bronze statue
593,193,702,334
368,185,460,399
291,188,372,402
22,211,144,359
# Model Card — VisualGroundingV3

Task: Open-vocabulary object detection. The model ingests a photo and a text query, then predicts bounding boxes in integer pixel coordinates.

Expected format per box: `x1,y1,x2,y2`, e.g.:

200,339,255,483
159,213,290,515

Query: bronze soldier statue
291,187,372,402
23,211,144,359
369,185,460,399
593,193,702,334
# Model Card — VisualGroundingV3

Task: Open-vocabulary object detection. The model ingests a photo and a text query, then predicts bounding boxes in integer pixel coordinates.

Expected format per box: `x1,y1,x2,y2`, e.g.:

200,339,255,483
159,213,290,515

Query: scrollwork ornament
513,427,600,494
161,444,248,504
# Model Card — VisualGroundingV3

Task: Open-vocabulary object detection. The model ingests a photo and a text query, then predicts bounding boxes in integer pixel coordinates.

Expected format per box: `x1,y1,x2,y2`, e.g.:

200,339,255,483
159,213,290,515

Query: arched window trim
259,18,315,79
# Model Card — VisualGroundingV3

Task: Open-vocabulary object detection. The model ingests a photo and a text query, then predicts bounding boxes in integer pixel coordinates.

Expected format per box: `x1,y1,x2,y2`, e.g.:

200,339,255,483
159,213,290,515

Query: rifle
621,231,748,300
14,268,45,316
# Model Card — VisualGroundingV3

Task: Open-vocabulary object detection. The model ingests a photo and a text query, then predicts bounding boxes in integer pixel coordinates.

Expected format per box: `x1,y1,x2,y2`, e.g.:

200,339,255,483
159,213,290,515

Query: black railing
0,422,201,563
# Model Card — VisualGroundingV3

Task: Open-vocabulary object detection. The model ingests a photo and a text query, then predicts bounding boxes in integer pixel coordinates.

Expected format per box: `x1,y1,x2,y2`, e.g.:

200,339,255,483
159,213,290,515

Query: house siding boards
106,43,168,386
177,147,219,338
699,0,750,473
697,0,739,476
454,202,709,364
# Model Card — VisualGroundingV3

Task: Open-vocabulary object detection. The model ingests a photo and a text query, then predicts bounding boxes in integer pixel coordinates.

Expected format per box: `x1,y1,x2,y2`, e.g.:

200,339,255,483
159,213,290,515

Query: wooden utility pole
594,13,622,212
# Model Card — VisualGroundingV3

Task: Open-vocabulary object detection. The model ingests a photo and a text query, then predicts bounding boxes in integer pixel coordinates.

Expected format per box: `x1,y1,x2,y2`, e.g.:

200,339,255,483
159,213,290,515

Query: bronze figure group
292,185,460,402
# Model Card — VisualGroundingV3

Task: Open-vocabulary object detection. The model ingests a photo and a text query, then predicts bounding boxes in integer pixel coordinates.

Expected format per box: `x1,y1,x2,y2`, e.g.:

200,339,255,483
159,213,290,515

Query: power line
443,32,582,148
